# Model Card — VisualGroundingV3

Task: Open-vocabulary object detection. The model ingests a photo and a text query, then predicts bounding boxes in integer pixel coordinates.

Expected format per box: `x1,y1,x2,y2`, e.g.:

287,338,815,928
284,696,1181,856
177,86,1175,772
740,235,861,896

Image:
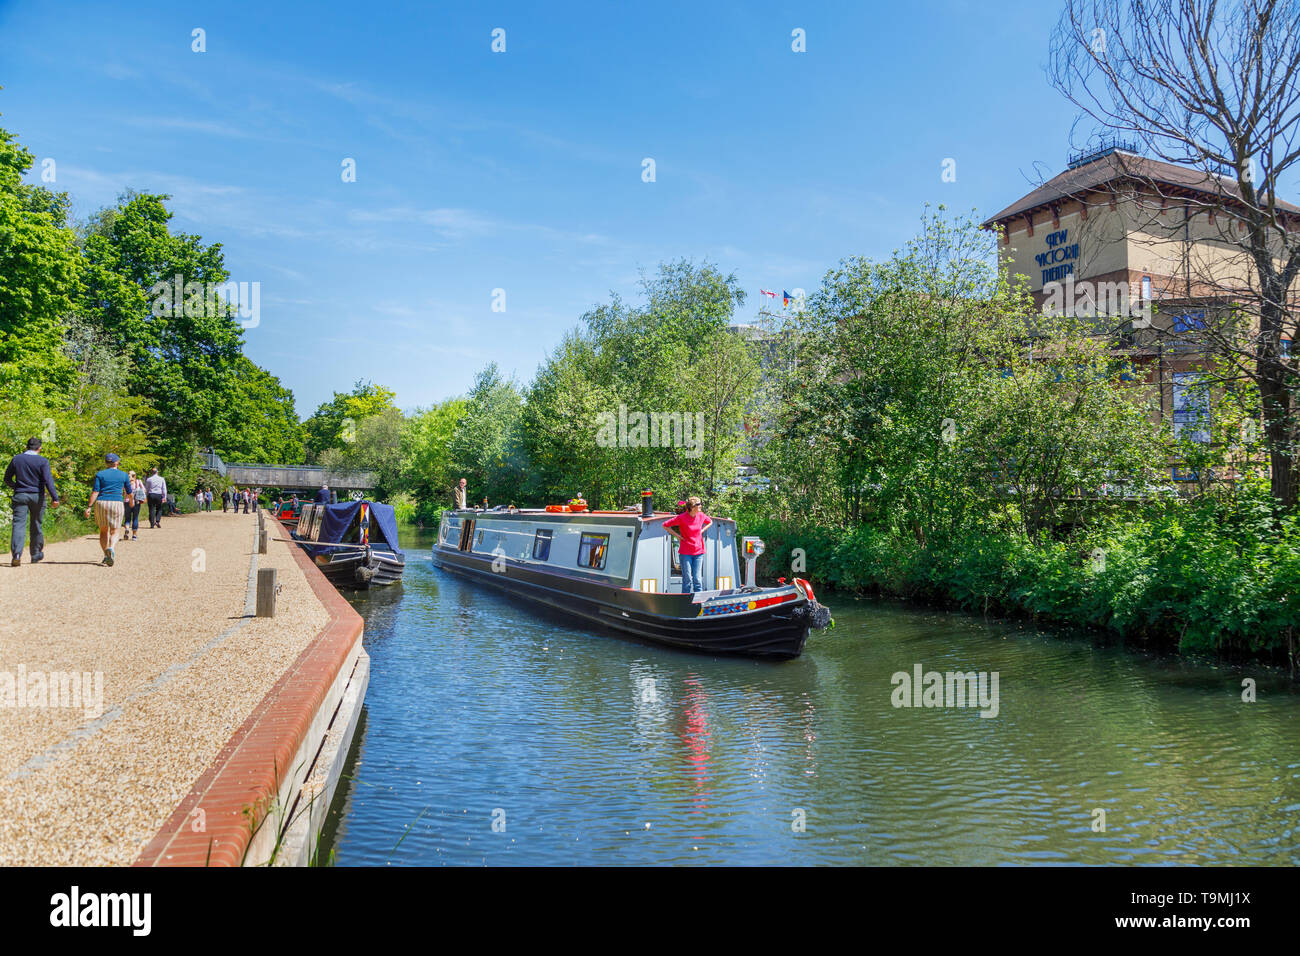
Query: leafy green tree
401,397,468,509
520,260,754,509
303,381,398,457
214,356,306,465
78,192,244,462
760,207,1166,540
0,126,79,398
319,407,404,498
448,363,527,505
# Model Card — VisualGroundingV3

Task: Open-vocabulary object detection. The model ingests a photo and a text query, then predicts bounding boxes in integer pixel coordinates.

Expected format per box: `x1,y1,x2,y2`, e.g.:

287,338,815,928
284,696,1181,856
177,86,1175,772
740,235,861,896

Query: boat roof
317,499,402,551
447,508,735,525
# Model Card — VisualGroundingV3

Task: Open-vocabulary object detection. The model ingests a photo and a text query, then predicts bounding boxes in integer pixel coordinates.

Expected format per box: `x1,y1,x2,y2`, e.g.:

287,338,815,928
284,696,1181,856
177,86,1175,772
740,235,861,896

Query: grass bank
737,496,1300,670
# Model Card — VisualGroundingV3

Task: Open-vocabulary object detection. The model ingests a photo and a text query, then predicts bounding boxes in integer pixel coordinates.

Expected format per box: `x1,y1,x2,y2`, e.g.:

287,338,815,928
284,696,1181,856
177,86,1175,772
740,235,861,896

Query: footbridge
199,451,377,494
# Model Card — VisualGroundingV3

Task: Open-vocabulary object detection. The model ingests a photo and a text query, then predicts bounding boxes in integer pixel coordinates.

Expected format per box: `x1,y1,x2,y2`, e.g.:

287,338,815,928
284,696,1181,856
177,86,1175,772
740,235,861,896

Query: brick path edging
134,516,364,867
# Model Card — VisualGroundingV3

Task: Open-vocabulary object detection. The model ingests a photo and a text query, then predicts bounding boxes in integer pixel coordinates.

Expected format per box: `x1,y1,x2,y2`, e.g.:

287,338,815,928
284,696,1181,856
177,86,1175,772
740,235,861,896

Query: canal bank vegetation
735,209,1296,668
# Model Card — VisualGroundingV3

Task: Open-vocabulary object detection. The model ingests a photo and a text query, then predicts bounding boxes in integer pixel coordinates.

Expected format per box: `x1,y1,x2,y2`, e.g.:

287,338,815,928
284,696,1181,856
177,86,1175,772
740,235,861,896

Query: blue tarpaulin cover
311,500,403,556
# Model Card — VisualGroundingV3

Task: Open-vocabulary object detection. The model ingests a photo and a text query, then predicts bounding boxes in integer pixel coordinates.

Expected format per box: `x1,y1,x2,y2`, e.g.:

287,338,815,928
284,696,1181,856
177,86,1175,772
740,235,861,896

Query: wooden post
256,568,277,617
259,528,268,553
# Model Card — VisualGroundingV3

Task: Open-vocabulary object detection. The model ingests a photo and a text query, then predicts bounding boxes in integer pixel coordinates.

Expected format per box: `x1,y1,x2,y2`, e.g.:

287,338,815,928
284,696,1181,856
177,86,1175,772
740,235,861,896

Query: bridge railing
197,451,375,489
223,463,377,489
198,450,227,476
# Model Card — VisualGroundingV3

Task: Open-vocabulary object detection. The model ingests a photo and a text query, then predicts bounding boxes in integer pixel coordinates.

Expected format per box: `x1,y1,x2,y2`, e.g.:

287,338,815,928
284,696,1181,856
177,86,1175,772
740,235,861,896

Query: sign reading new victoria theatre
1036,229,1079,285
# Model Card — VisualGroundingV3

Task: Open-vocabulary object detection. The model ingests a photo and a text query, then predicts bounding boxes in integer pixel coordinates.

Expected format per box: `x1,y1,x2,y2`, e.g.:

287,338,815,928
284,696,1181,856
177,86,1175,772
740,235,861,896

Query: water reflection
319,527,1300,866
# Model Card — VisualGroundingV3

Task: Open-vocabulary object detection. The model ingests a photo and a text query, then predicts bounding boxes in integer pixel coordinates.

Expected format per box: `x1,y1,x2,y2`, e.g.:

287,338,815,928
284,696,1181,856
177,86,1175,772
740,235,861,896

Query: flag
782,290,792,307
760,289,776,299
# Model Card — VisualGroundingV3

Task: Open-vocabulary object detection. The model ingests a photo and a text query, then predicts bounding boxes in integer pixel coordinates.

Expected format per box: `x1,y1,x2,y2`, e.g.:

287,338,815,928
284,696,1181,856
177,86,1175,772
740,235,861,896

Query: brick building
983,143,1300,481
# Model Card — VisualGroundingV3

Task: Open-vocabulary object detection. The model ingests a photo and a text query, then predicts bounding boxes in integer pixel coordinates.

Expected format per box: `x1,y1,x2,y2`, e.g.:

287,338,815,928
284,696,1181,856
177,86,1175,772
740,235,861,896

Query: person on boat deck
453,477,467,510
663,496,712,593
315,483,330,505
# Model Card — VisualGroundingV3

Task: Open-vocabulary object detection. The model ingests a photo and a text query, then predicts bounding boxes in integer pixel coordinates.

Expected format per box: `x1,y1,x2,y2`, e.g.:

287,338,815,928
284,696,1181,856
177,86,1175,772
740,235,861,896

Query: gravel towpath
0,510,330,865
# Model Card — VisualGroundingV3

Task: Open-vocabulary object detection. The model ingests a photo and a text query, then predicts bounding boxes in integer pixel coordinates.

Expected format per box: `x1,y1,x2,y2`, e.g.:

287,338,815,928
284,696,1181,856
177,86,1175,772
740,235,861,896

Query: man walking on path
221,489,229,512
144,467,167,528
85,453,132,566
4,437,60,566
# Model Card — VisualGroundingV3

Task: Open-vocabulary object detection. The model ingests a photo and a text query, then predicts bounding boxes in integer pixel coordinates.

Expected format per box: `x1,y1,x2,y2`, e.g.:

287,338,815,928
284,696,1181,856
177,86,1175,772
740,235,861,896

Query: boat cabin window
532,529,553,560
577,532,609,570
670,536,681,574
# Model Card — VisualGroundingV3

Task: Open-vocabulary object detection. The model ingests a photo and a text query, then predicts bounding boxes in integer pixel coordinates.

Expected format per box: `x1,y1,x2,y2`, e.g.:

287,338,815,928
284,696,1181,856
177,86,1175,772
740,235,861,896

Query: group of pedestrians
3,436,244,568
222,487,259,513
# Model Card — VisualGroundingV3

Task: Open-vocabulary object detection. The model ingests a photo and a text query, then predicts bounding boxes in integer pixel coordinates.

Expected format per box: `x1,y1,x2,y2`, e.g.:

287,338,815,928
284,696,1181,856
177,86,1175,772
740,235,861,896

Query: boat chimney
640,489,653,519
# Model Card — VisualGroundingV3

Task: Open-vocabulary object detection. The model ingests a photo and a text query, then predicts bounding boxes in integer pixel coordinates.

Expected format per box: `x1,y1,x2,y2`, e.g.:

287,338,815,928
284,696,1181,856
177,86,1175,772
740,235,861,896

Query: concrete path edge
133,517,368,867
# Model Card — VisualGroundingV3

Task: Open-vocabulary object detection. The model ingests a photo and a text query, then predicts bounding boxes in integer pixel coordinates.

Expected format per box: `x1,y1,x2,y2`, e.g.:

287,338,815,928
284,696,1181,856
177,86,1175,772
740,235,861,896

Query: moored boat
273,499,304,528
431,495,831,658
293,500,405,589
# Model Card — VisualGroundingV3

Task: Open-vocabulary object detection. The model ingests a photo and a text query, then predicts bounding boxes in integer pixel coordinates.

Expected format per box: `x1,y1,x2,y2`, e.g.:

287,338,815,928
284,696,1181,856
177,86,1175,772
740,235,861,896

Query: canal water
319,526,1299,865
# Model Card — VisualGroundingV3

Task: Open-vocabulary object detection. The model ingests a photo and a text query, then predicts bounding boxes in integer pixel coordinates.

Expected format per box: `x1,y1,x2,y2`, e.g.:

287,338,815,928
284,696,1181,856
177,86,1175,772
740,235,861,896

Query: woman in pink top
663,496,712,593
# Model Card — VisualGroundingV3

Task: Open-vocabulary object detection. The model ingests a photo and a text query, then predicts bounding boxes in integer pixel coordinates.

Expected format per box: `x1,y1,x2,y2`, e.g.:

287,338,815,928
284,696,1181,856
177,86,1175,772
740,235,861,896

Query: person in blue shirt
84,453,133,566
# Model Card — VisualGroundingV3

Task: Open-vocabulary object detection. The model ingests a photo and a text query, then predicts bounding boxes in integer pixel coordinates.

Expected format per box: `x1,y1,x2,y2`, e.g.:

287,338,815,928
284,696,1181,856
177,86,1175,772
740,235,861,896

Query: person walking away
124,470,146,540
221,489,229,513
5,437,60,566
663,496,713,593
242,489,250,514
144,467,167,528
453,477,467,510
85,453,132,566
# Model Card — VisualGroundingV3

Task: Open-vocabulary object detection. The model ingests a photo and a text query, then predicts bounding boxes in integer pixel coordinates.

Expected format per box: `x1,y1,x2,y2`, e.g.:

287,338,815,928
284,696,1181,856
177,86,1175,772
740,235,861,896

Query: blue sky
2,0,1082,416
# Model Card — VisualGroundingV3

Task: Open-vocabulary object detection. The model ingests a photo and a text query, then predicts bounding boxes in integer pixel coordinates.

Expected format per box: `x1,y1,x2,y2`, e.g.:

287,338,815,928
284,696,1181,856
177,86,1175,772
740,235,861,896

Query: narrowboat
273,499,306,529
293,500,405,589
432,494,832,658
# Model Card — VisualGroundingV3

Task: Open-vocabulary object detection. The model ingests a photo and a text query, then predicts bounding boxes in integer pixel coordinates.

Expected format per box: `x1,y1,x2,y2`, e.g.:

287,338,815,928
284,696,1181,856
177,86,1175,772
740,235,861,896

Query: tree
303,381,398,457
78,192,244,462
401,397,468,510
0,126,79,398
1049,0,1300,506
448,363,527,505
319,407,404,498
214,356,306,465
761,207,1166,539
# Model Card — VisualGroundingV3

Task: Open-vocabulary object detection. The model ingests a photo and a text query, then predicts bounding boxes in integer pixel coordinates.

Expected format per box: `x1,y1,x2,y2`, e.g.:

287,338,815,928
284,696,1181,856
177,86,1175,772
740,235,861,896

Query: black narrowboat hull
313,547,405,590
432,546,816,658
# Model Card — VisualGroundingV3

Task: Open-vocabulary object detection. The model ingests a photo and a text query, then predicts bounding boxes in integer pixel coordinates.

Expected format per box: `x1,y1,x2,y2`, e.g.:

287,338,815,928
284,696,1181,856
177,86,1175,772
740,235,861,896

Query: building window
532,529,553,561
577,532,609,570
1141,275,1151,301
1172,371,1211,442
1173,310,1206,332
